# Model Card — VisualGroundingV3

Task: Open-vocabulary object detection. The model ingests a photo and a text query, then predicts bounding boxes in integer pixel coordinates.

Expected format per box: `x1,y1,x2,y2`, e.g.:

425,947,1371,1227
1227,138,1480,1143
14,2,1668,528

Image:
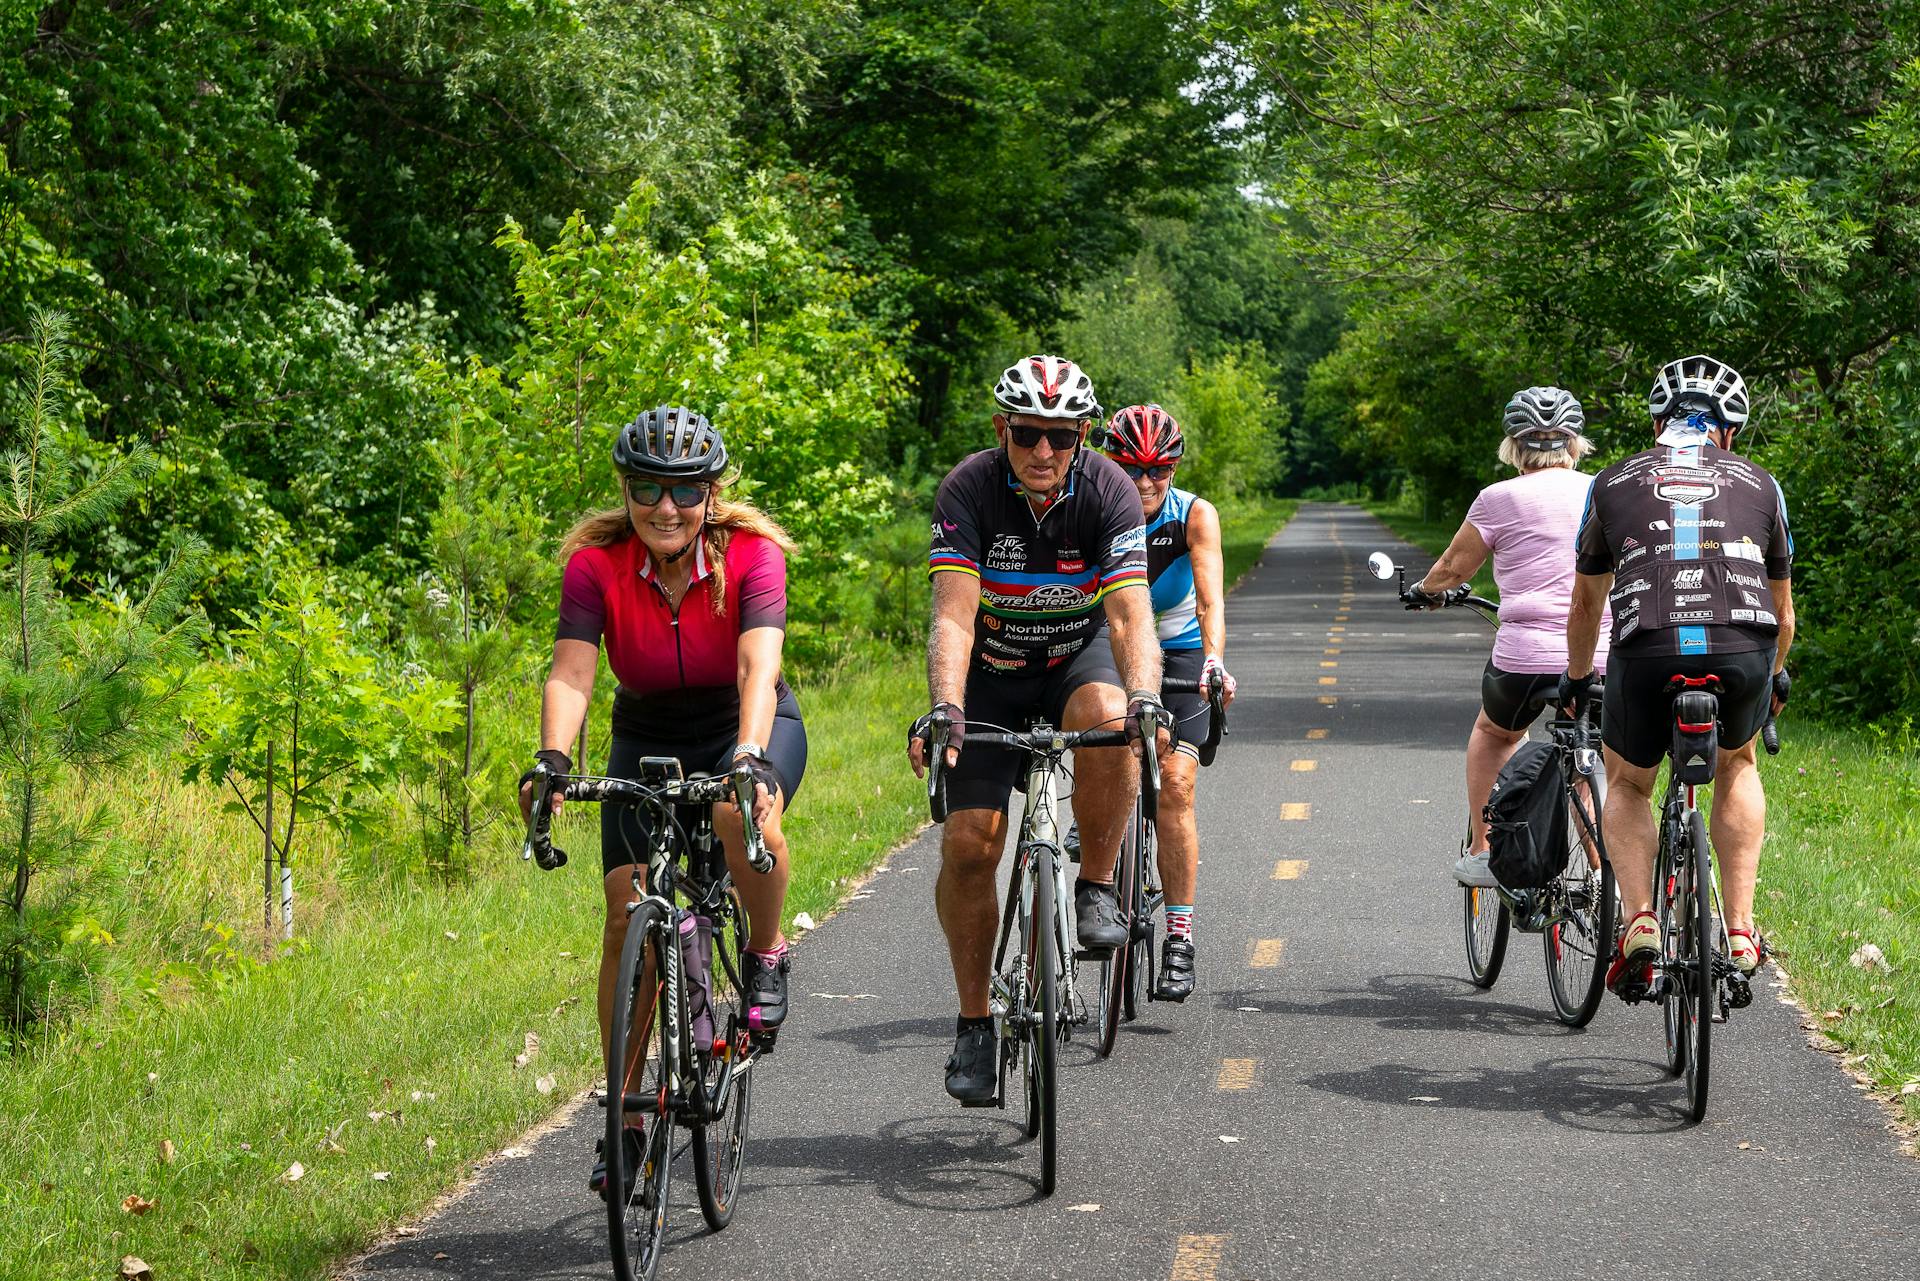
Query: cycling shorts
944,640,1122,815
1601,649,1773,770
600,686,807,875
1162,647,1209,761
1480,662,1562,733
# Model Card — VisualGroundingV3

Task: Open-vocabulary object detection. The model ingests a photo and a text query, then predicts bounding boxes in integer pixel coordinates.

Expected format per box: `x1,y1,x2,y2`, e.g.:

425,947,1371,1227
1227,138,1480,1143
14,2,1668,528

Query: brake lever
732,762,775,873
521,763,568,871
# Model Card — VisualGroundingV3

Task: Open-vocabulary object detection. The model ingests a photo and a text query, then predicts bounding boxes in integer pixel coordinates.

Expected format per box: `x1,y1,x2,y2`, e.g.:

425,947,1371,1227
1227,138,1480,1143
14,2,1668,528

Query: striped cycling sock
1166,905,1194,939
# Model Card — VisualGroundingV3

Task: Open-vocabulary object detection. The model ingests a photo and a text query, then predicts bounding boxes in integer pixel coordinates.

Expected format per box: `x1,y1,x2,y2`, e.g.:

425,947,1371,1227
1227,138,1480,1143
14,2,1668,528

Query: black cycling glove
1557,669,1597,712
910,702,966,763
520,748,571,790
734,749,781,799
1125,692,1169,746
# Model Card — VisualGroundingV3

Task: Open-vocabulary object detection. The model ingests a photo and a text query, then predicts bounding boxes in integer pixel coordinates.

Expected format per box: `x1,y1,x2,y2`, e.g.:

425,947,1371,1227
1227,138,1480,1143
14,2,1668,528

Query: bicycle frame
1654,776,1745,1016
990,734,1078,1040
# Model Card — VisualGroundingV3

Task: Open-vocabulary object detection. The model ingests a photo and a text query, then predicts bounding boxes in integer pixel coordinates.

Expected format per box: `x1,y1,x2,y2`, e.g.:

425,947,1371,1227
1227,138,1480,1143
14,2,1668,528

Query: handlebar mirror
1366,551,1397,581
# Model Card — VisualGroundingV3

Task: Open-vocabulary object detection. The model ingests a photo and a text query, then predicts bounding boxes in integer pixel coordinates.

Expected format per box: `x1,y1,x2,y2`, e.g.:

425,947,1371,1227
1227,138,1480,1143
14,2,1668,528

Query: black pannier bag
1484,739,1570,890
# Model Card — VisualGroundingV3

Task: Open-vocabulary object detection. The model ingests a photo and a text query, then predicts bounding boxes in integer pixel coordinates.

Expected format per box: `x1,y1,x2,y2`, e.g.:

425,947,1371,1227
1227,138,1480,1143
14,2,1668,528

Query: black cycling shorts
600,687,807,875
1162,647,1209,760
945,640,1123,815
1602,649,1774,770
1480,662,1562,733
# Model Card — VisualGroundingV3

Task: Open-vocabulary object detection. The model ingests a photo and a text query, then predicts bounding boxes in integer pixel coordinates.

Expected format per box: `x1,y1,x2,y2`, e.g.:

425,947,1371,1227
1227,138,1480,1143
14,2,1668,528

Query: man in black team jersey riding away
908,355,1169,1103
1561,355,1796,1000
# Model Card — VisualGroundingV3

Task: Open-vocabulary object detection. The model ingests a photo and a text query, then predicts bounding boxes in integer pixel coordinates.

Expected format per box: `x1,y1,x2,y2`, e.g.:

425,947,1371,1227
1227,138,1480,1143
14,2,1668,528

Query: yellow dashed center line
1318,694,1338,705
1329,625,1345,633
1171,1235,1227,1281
1249,938,1286,968
1324,647,1341,655
1271,859,1309,879
1306,728,1329,739
1216,1059,1258,1091
1281,802,1311,819
1318,675,1338,685
1320,660,1338,668
1291,759,1317,772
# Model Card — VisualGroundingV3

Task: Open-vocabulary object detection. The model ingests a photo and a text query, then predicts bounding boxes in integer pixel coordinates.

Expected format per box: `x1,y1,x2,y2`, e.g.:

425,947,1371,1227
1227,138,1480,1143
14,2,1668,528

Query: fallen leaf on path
121,1194,156,1216
277,1162,305,1184
157,1140,175,1165
1849,943,1890,972
501,1147,531,1159
120,1257,154,1281
367,1110,392,1124
434,1253,449,1262
372,1171,391,1182
443,931,458,942
424,1136,437,1155
513,1031,541,1069
1900,1082,1919,1097
536,1074,556,1096
1737,1142,1752,1151
792,912,818,932
1218,1135,1241,1144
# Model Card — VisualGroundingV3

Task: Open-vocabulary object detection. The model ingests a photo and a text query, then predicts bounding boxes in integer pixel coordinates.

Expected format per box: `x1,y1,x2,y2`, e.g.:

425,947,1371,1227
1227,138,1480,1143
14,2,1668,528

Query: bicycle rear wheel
1682,809,1713,1122
693,890,752,1232
1464,882,1510,988
606,902,674,1281
1657,834,1686,1077
1024,852,1059,1196
1545,792,1615,1026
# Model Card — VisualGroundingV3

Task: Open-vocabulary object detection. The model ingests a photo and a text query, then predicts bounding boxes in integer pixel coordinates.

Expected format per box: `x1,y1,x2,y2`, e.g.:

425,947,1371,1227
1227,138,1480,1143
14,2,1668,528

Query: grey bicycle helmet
1503,386,1585,447
992,355,1100,421
1648,355,1749,430
612,406,728,480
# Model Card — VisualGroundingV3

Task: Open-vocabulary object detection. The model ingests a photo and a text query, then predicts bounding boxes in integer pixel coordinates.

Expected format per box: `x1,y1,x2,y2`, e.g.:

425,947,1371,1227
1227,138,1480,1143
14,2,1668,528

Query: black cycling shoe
1064,820,1082,864
744,946,791,1039
1154,935,1196,1003
589,1124,645,1202
944,1023,998,1105
1074,880,1127,953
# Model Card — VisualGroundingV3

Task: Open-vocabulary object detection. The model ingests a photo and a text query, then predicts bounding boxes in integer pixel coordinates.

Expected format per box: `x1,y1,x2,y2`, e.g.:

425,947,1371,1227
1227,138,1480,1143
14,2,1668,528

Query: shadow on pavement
744,1113,1044,1211
813,1014,952,1058
1300,1054,1693,1135
350,1206,606,1278
1220,972,1591,1040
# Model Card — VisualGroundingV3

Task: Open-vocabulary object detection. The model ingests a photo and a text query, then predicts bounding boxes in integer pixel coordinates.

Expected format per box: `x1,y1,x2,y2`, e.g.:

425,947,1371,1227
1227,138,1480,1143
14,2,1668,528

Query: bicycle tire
1034,852,1059,1195
606,901,674,1281
1545,793,1614,1026
692,890,752,1232
1098,811,1138,1056
1463,884,1510,988
1125,808,1157,1020
1683,808,1713,1122
1658,832,1686,1077
1017,860,1042,1142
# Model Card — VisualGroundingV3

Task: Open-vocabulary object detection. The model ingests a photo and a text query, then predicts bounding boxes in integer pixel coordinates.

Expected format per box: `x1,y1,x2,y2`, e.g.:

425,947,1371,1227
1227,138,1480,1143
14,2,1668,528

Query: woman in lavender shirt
1405,387,1609,887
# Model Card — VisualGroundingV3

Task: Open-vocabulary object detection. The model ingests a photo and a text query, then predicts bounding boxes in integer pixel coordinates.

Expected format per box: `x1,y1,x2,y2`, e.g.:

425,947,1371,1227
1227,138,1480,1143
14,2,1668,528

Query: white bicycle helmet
1503,386,1585,448
992,355,1099,420
1648,355,1749,430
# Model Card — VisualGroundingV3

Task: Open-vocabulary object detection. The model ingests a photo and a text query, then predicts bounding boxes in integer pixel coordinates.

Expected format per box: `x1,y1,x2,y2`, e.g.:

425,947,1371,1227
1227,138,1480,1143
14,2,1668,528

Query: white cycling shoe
1452,850,1500,888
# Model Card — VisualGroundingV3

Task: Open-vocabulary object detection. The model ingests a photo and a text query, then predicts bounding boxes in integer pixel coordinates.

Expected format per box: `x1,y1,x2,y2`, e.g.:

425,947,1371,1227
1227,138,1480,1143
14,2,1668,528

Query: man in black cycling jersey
908,354,1170,1104
1561,355,1795,1000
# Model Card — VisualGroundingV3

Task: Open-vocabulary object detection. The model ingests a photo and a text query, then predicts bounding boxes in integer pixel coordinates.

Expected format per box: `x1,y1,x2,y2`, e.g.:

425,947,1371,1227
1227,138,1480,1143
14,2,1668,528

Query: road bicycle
1092,672,1227,1057
523,757,773,1281
1366,551,1615,1026
1635,673,1780,1123
921,705,1162,1195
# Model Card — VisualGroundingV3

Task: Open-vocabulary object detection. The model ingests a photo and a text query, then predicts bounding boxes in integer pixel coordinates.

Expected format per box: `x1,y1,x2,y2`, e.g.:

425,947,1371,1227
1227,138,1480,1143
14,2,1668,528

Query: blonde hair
1499,433,1593,472
557,476,796,617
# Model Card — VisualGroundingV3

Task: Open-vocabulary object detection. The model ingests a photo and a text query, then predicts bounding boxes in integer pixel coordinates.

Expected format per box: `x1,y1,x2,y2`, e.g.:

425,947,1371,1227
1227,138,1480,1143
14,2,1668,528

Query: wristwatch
733,741,767,762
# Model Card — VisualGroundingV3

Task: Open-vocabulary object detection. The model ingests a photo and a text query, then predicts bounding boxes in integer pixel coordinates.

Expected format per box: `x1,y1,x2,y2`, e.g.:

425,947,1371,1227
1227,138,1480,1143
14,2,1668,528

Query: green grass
1756,721,1920,1128
1366,490,1920,1132
0,497,1307,1279
1360,492,1497,598
1218,495,1299,588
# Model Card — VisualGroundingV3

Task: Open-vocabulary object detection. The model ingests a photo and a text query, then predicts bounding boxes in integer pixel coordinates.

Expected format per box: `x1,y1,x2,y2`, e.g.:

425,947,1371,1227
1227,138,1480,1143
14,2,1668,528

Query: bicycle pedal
958,1095,1000,1109
1073,947,1111,962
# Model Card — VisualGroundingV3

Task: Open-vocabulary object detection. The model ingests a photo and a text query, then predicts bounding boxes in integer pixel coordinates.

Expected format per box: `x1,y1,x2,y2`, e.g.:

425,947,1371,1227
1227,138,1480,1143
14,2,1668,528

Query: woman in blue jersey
1100,404,1236,1001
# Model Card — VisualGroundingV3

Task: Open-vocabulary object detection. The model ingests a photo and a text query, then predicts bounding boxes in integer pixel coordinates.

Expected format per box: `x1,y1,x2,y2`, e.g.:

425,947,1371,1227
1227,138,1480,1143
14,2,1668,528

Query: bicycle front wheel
693,890,753,1232
1464,883,1510,988
607,902,675,1281
1125,808,1158,1020
1024,852,1059,1196
1098,814,1138,1057
1682,809,1713,1122
1545,794,1615,1026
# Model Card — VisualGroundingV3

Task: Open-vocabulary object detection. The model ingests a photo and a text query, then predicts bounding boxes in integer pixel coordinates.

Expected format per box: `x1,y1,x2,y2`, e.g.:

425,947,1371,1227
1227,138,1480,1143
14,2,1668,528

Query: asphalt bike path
348,503,1917,1281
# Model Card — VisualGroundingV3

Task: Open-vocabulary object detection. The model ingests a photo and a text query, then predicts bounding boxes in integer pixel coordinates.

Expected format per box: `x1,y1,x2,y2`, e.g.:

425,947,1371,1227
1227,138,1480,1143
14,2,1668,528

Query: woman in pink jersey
1405,387,1609,887
518,406,805,1198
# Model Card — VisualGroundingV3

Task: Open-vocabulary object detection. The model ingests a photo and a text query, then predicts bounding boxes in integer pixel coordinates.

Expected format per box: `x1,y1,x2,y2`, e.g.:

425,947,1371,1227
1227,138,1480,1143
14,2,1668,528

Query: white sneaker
1452,851,1499,888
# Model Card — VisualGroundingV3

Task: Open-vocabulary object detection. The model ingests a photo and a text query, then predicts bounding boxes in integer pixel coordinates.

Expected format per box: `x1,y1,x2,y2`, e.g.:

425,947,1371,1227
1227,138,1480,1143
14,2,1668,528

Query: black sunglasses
1007,423,1084,452
625,477,710,508
1118,461,1175,481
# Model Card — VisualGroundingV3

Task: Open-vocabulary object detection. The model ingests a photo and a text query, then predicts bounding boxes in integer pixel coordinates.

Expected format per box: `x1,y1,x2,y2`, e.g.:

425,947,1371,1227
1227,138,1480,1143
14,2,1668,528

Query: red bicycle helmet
1103,404,1184,465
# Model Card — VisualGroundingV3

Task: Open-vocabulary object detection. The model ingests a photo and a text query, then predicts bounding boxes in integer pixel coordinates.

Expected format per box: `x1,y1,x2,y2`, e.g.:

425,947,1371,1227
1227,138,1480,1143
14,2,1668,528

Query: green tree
0,312,205,1042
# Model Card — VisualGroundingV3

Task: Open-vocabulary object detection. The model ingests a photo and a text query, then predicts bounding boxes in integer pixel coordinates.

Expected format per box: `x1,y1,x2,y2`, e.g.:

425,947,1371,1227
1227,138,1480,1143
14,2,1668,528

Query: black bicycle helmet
612,406,728,480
